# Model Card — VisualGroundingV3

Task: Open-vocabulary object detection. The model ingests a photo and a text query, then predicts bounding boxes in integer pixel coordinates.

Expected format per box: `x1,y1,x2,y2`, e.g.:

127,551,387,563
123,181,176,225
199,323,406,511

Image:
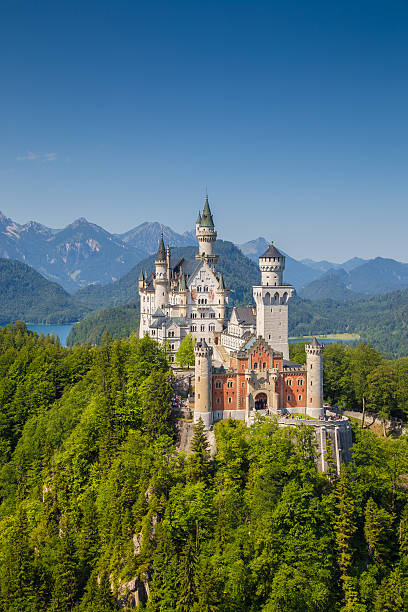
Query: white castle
138,198,353,472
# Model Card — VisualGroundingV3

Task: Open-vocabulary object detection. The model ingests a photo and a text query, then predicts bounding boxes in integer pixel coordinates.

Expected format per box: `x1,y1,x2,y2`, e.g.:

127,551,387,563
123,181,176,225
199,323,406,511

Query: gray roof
149,315,187,330
311,336,321,347
152,307,165,318
234,307,256,326
260,243,283,259
283,359,304,369
173,257,199,277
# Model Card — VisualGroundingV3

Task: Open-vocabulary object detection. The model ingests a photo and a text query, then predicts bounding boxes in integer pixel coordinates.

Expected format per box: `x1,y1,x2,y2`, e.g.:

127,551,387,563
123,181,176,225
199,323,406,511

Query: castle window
216,397,221,404
297,379,303,386
298,395,302,401
287,395,291,401
287,379,292,386
263,362,267,369
254,362,258,369
241,365,245,370
201,325,205,332
228,397,232,404
227,381,233,388
197,286,201,292
241,382,245,388
198,376,200,382
215,381,222,389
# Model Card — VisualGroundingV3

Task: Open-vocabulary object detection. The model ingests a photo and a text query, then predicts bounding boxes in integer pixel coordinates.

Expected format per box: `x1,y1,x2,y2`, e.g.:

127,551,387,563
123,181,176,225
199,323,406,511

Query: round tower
259,242,285,286
305,337,324,419
194,339,213,429
195,196,218,265
154,233,169,309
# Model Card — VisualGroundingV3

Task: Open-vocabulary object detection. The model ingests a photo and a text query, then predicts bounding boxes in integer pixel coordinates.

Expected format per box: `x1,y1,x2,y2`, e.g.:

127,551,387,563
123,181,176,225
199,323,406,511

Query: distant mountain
237,236,321,289
118,221,196,252
300,257,368,273
0,258,89,324
299,269,362,302
0,212,195,293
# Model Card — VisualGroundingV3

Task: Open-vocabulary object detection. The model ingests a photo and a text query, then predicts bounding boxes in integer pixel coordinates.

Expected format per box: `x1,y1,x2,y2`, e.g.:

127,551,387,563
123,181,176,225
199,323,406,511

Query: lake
26,324,74,346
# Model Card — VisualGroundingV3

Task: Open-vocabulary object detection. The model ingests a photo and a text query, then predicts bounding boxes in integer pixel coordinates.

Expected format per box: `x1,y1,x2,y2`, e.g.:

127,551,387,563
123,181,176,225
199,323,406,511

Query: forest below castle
0,323,408,611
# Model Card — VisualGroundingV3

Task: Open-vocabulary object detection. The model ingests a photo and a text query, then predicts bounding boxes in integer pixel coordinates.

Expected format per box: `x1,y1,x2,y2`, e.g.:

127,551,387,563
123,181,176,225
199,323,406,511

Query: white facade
138,198,229,355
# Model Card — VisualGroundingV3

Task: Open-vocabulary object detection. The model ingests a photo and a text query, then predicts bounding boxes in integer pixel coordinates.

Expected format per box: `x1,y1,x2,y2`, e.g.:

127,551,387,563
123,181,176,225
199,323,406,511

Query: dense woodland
0,323,408,610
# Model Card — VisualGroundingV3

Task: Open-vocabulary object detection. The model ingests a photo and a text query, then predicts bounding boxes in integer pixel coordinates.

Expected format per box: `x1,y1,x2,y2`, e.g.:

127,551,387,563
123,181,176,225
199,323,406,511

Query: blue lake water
26,324,74,346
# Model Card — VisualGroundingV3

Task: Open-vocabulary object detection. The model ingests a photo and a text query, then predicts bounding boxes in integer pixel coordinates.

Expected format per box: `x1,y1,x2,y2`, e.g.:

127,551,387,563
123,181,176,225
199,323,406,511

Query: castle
139,198,353,471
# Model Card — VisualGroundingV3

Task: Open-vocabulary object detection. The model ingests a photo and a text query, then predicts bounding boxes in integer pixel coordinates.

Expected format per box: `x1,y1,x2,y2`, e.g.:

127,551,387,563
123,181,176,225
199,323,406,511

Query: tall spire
156,232,166,260
201,195,214,228
196,210,202,224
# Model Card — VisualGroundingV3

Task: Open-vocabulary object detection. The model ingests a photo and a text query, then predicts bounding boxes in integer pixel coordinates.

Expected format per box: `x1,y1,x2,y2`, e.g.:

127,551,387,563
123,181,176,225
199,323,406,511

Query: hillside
0,258,89,323
67,302,140,345
290,290,408,357
2,326,408,610
299,269,362,302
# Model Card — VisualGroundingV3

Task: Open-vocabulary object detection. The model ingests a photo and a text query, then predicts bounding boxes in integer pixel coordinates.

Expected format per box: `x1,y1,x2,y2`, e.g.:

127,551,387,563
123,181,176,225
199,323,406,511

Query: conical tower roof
218,272,225,290
138,269,144,281
156,232,166,260
260,242,283,258
196,210,202,224
201,196,214,228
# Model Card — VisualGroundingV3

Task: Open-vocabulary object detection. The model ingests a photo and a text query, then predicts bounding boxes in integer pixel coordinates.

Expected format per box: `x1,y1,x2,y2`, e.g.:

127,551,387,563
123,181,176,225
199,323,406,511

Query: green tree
187,417,211,483
139,370,173,438
347,344,383,427
367,364,398,436
176,537,197,612
175,333,196,369
334,466,358,610
364,497,395,564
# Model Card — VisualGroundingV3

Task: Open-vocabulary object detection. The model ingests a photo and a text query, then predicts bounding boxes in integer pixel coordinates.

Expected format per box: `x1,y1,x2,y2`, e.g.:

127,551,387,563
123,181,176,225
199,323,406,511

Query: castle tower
305,337,324,419
177,273,188,318
253,243,294,359
194,339,213,429
215,272,228,323
154,233,169,310
195,196,218,266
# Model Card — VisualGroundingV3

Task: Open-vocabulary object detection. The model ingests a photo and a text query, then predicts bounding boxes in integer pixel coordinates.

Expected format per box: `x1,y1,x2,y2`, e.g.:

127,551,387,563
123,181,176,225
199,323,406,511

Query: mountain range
1,210,408,300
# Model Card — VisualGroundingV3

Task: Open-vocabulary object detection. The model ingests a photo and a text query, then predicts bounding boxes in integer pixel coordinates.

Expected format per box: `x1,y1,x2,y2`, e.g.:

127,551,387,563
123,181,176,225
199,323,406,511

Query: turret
154,233,169,309
194,339,213,429
166,244,171,282
195,196,218,266
215,272,228,321
259,242,285,286
305,338,324,419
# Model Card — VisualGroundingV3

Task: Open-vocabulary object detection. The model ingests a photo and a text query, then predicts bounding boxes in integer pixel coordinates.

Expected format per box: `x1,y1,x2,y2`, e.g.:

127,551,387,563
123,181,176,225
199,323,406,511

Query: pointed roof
196,210,202,224
138,269,144,281
311,337,321,347
260,242,283,258
201,196,214,228
156,232,166,260
218,272,225,290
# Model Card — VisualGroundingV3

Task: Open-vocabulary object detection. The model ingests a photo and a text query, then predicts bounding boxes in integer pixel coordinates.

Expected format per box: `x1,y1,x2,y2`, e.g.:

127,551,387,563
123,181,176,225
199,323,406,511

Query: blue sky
1,0,407,261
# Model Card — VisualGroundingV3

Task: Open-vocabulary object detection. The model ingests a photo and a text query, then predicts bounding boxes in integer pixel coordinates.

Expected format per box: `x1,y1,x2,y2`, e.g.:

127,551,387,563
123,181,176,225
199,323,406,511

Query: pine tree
334,466,358,610
364,497,394,564
176,537,197,612
148,527,178,612
188,417,211,483
50,523,78,611
175,333,196,369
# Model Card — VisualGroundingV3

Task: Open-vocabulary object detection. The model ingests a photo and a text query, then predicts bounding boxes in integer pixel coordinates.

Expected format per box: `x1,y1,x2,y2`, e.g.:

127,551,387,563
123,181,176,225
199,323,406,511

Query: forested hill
75,240,261,310
0,258,89,324
1,324,408,610
290,289,408,357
